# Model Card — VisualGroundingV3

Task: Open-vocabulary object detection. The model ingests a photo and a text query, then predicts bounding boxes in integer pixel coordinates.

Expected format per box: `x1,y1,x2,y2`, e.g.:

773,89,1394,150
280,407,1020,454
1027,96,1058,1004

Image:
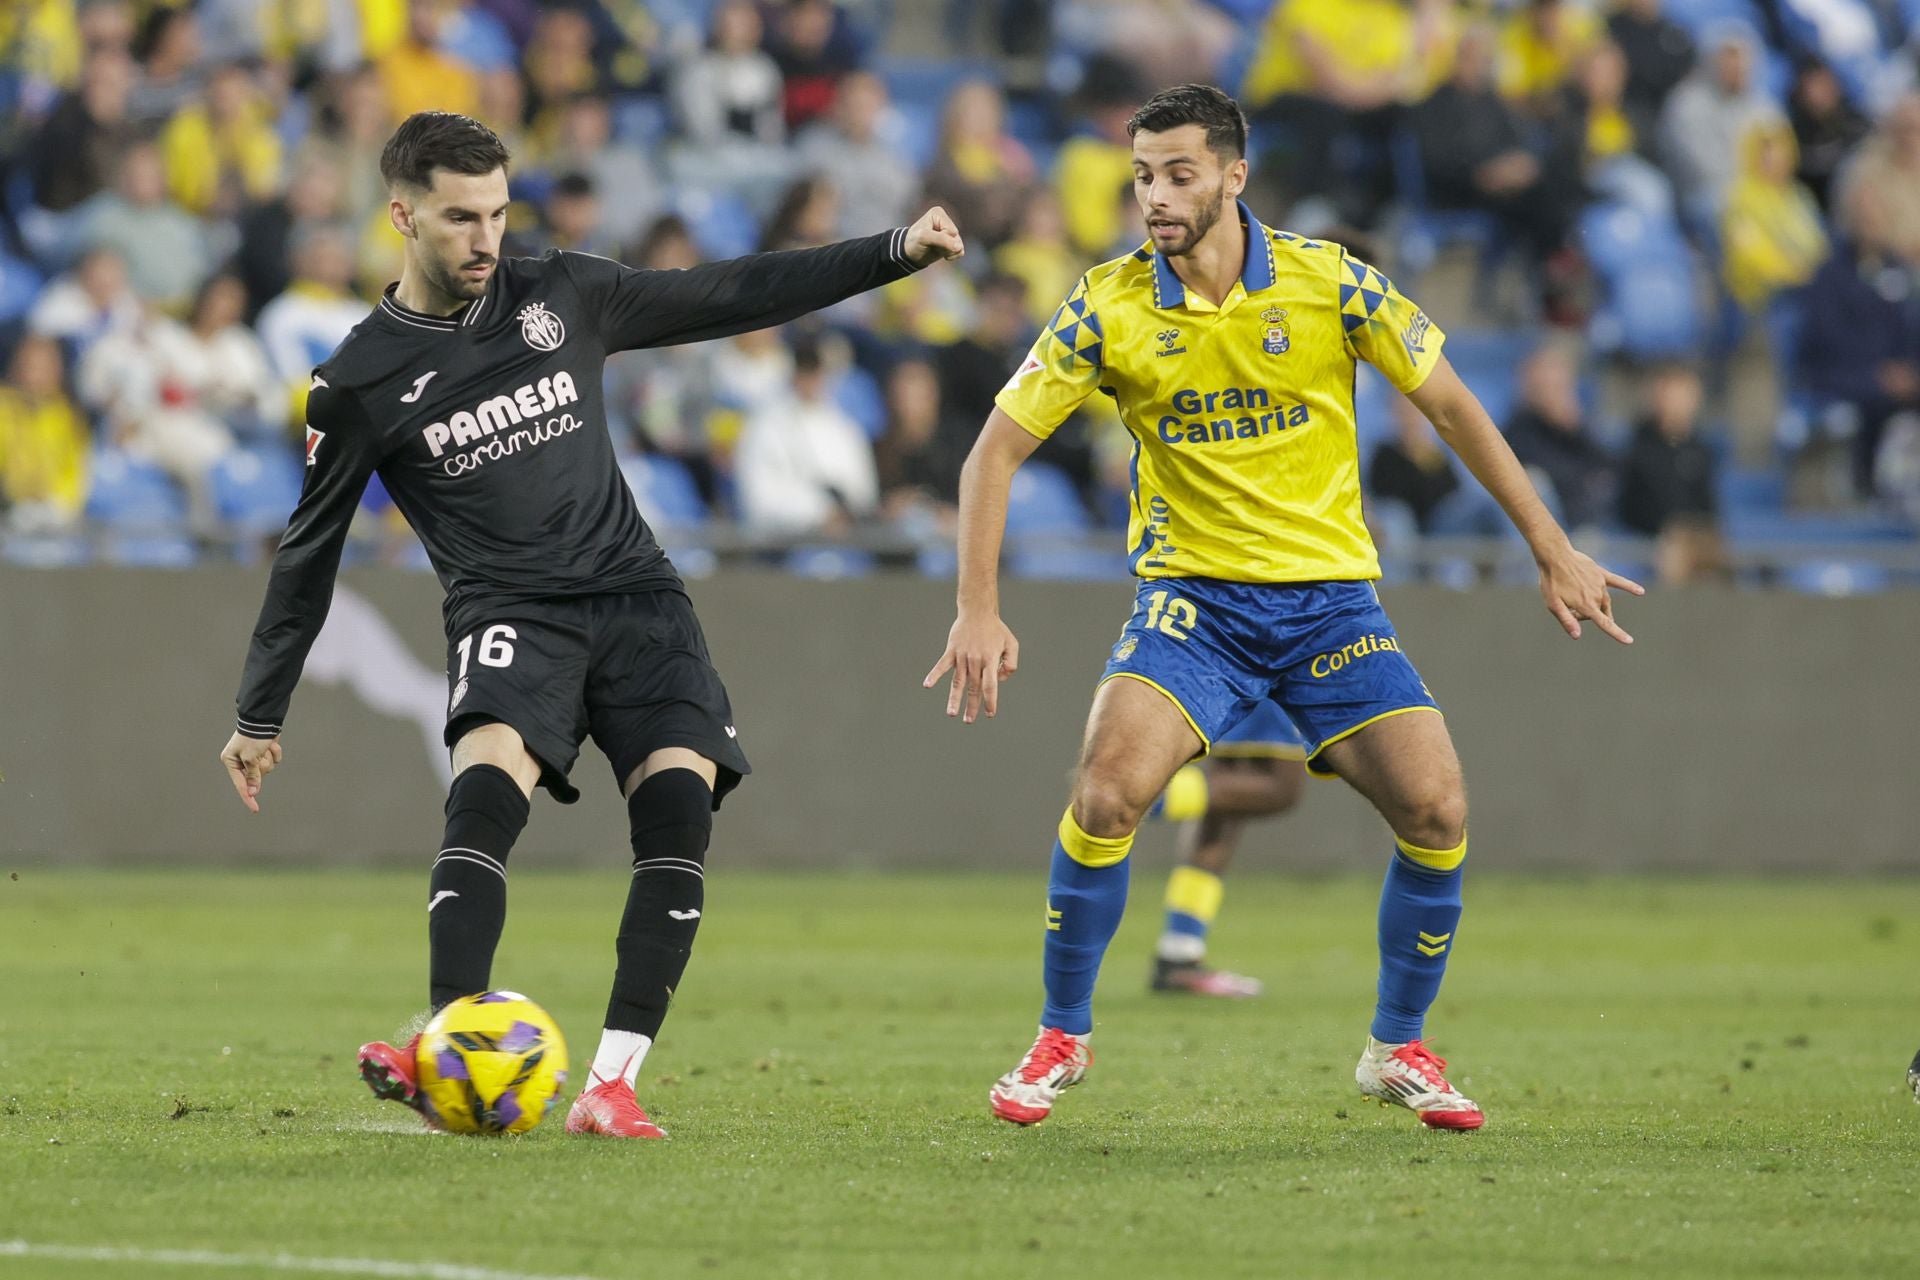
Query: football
415,992,569,1135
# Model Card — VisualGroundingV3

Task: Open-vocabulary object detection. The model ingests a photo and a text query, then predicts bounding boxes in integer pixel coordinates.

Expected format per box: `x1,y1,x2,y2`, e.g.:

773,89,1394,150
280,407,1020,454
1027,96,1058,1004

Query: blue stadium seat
0,248,44,325
832,365,887,440
1388,131,1502,288
101,534,198,568
1580,203,1704,360
620,454,709,528
1441,330,1530,426
1007,540,1129,581
783,545,877,578
1,533,92,568
1660,0,1765,39
1779,560,1894,596
1005,461,1089,535
84,450,188,531
210,446,305,536
672,188,761,261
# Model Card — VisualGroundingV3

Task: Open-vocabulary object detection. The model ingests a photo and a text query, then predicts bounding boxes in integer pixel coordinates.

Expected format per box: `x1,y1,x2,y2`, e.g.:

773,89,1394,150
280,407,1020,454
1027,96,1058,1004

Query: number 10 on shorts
456,624,518,675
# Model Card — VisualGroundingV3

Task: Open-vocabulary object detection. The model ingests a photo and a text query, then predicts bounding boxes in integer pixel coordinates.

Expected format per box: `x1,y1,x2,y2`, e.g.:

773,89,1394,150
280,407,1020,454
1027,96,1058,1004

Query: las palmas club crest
518,301,566,351
1262,306,1290,356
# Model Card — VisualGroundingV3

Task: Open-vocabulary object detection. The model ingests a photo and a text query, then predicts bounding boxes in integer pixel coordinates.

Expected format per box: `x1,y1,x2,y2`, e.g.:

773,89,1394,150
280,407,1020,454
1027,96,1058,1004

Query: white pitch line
0,1241,606,1280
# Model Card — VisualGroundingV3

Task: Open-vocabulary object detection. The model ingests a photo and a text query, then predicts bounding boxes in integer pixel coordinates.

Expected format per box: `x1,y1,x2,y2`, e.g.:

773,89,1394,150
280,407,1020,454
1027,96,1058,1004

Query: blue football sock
1040,807,1134,1036
1371,834,1467,1044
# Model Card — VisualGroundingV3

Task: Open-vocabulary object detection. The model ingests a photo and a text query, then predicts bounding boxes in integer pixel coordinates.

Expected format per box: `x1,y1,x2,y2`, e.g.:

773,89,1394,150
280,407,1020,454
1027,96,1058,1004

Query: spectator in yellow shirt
1499,0,1601,108
1241,0,1458,221
1723,118,1827,310
161,62,284,217
0,335,91,529
379,0,479,123
994,189,1086,329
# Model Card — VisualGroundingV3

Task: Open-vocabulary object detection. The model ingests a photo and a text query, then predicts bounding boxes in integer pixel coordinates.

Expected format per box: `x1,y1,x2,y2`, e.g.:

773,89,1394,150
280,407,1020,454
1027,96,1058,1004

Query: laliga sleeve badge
1261,306,1290,356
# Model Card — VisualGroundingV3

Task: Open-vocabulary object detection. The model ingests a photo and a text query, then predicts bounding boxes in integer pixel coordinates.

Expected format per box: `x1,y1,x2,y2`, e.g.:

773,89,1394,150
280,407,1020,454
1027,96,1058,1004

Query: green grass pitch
2,870,1916,1279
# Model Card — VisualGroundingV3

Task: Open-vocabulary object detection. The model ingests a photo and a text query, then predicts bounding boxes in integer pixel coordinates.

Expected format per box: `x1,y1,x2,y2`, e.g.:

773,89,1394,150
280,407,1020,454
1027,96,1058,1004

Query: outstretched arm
1406,356,1645,643
576,207,965,352
923,408,1043,721
223,377,381,810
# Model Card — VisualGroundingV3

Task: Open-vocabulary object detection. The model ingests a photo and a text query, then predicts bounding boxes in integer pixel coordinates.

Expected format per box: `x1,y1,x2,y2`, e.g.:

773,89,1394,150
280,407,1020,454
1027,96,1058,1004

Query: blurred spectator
935,272,1029,438
548,93,663,246
1505,341,1615,530
78,304,236,514
127,3,204,124
1242,0,1456,221
1054,57,1143,261
80,141,212,312
28,44,139,214
1573,40,1636,166
1498,0,1601,108
669,0,789,209
767,0,862,132
1606,0,1693,138
1797,182,1920,496
795,70,917,239
236,148,347,320
381,0,481,122
876,356,961,526
1786,62,1869,214
759,177,840,253
0,335,90,531
474,65,530,158
27,247,141,365
707,324,796,461
736,335,877,534
256,223,367,406
1835,93,1920,265
1054,0,1235,90
1659,23,1775,229
1721,119,1826,311
149,274,285,440
995,189,1082,328
1368,395,1461,533
160,62,284,217
1414,23,1580,264
312,64,396,224
921,80,1036,249
521,8,603,145
543,173,619,257
1617,362,1723,584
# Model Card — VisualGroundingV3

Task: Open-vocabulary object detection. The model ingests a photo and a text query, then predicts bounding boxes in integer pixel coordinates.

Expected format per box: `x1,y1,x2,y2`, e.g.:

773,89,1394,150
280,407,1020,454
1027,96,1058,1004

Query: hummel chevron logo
1415,929,1452,957
428,890,461,913
667,909,701,921
1045,903,1063,932
310,374,329,390
400,371,438,403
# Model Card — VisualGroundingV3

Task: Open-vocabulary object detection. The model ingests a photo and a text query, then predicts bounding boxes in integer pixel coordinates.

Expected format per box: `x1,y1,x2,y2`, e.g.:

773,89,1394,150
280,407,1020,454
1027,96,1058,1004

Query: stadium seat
1779,559,1894,596
1580,203,1704,360
0,248,44,325
783,545,877,578
1439,330,1529,426
1007,539,1129,580
209,446,305,536
1387,131,1503,290
101,534,198,568
672,188,761,262
1004,461,1089,535
619,454,709,529
831,365,887,440
83,450,188,532
1,533,92,568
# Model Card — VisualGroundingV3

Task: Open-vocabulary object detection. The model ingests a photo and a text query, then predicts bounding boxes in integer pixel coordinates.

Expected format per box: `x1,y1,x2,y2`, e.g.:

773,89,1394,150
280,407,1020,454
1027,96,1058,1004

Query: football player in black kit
218,112,964,1138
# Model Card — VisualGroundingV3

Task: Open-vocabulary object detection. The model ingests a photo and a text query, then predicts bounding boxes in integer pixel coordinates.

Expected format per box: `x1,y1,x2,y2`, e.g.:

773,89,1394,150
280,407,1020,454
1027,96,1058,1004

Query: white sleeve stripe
430,852,508,883
438,846,507,875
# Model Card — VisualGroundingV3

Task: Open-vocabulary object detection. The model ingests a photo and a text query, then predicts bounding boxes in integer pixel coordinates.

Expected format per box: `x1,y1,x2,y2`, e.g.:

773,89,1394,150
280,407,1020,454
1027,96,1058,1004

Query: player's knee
1396,786,1467,855
1071,775,1147,842
627,766,714,864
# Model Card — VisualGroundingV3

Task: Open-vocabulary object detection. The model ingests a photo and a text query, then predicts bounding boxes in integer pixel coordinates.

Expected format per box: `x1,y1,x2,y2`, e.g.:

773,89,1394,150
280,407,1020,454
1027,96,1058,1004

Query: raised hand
904,206,965,268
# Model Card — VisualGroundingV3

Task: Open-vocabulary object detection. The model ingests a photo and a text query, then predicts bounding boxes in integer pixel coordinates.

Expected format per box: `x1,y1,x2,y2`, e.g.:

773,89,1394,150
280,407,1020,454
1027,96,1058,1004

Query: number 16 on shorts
450,624,517,712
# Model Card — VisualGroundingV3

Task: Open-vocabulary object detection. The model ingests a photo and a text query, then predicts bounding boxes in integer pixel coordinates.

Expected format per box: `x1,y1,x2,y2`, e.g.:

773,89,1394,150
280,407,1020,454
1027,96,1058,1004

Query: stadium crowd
0,0,1917,586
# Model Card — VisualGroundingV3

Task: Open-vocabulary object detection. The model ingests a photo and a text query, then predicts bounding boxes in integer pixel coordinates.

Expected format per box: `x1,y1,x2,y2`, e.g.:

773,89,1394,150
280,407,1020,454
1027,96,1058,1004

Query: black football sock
604,768,712,1038
428,764,531,1011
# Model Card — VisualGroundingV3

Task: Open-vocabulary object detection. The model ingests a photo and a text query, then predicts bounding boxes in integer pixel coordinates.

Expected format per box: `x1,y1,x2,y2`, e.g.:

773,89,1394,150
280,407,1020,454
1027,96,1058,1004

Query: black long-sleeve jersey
234,230,924,739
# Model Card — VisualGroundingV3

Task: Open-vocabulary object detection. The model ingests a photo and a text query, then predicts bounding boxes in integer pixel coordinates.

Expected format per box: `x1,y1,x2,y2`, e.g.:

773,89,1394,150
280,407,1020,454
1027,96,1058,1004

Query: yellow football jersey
994,203,1445,584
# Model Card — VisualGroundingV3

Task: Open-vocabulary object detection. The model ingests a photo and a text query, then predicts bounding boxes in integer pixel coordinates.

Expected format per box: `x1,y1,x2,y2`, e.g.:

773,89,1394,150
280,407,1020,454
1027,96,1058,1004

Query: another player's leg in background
991,677,1202,1125
1152,757,1304,998
359,722,541,1116
567,747,717,1139
1315,711,1482,1130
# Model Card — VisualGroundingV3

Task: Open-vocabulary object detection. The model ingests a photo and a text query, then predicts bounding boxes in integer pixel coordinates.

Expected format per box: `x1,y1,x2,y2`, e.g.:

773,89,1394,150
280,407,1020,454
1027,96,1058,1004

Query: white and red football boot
989,1026,1091,1125
358,1034,430,1121
1151,957,1264,998
1355,1036,1484,1130
566,1078,668,1139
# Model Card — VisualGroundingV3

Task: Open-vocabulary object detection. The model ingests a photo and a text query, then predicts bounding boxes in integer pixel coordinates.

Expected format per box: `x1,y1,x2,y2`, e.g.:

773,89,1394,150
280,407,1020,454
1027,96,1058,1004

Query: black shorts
441,589,750,806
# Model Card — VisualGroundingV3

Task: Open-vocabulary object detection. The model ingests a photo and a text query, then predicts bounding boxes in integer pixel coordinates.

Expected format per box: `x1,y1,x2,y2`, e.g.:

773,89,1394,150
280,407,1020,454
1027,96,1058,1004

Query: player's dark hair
379,111,512,193
1126,84,1248,161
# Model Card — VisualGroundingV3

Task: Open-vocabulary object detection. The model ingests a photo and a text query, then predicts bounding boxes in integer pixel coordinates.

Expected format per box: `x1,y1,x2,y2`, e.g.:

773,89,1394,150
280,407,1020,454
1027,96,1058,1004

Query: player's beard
430,252,494,303
1157,184,1227,258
